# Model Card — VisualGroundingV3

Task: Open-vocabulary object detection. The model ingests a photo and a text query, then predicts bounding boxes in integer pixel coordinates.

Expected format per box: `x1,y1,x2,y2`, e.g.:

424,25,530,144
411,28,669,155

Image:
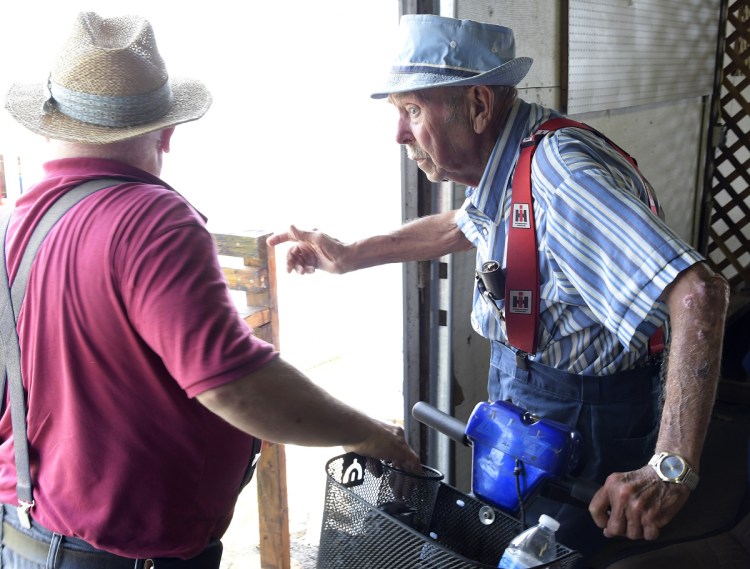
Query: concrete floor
220,445,329,569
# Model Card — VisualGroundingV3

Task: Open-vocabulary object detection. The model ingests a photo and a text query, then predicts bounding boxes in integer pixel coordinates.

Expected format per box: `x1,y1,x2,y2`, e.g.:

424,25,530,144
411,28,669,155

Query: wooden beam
256,443,290,569
211,230,290,569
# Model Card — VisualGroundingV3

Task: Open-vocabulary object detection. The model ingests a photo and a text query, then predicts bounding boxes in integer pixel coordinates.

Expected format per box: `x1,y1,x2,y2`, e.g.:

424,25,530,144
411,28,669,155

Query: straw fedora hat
4,12,211,144
371,15,533,99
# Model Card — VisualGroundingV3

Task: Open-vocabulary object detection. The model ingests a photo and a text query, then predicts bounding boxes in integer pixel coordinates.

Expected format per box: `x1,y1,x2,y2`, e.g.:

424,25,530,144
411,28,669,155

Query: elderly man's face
389,87,480,186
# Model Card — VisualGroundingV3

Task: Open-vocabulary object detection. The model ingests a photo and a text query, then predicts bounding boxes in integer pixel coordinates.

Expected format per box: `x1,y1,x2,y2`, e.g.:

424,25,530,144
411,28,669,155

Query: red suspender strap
505,118,664,356
649,323,665,356
504,132,542,354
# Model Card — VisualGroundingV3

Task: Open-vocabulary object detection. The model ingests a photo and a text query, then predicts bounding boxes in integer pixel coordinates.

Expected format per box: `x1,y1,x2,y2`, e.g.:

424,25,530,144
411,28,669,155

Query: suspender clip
17,499,33,529
521,129,551,148
515,351,529,371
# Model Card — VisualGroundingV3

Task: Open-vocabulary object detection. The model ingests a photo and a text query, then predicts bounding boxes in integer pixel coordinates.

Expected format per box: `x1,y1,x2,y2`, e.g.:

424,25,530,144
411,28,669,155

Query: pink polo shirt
0,158,277,558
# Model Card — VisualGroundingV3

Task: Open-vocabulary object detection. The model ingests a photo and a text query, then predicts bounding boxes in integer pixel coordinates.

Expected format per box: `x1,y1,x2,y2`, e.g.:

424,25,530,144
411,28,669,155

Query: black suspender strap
0,178,120,528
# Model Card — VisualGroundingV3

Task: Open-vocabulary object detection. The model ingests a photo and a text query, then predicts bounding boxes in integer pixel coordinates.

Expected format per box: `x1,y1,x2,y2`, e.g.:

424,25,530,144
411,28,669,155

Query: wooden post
211,229,290,569
255,444,290,568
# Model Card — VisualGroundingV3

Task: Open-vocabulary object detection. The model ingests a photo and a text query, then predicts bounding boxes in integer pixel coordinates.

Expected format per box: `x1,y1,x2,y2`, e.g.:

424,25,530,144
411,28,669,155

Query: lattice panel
707,0,750,291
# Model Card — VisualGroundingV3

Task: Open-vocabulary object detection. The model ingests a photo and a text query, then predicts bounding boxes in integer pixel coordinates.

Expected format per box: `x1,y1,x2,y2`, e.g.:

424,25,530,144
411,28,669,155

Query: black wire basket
316,453,581,568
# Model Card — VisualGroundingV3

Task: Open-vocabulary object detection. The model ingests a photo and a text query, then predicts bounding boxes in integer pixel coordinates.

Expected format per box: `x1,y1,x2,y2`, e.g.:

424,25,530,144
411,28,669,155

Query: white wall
0,1,406,388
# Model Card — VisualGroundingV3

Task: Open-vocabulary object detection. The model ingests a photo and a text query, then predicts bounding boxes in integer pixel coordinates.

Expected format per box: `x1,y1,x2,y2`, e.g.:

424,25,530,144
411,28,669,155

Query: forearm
656,262,729,469
342,210,473,272
197,356,387,448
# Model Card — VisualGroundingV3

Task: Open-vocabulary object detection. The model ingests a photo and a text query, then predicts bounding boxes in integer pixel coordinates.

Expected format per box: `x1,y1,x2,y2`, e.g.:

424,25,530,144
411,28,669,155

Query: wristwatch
648,452,700,490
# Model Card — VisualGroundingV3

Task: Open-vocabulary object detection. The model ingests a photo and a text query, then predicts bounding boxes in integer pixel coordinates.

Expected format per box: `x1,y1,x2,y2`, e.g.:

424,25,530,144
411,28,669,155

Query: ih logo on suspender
508,290,533,314
512,203,531,229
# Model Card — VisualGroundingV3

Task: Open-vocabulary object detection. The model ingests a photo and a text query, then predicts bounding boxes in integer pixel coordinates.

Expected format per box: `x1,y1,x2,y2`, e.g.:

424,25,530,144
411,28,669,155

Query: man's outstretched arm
267,210,474,275
197,356,422,473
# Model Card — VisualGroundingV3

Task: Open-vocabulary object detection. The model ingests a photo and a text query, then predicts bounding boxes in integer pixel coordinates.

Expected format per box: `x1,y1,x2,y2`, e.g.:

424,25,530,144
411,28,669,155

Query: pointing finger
267,231,292,247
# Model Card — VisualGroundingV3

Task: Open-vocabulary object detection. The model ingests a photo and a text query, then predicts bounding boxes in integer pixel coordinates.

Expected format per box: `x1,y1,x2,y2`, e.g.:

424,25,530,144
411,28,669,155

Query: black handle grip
546,477,602,505
569,478,601,504
412,402,470,447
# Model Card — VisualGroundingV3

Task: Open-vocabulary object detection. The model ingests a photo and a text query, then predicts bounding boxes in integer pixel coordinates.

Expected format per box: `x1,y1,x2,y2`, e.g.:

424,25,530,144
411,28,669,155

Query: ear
160,127,176,153
468,86,494,134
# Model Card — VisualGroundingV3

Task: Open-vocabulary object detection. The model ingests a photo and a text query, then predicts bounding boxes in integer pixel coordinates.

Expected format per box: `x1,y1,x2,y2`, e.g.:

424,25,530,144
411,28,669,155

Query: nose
395,117,414,145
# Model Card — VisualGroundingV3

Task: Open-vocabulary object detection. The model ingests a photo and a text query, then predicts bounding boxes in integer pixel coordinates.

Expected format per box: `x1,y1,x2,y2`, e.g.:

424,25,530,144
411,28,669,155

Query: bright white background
1,2,406,566
0,0,404,399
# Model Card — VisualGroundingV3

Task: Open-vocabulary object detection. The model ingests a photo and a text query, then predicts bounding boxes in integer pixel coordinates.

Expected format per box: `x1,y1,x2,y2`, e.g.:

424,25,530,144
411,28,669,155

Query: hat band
47,78,174,128
391,64,480,79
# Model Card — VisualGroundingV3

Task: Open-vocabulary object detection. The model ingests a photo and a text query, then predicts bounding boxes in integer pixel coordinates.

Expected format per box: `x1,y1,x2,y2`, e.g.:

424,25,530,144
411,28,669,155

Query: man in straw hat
269,13,729,566
1,11,420,567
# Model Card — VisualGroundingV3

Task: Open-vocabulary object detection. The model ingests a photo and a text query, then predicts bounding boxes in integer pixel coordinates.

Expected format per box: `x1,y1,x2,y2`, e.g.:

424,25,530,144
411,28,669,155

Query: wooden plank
256,237,289,569
211,230,290,569
253,236,291,569
212,230,270,266
221,265,269,292
243,308,271,331
256,443,290,569
252,323,274,345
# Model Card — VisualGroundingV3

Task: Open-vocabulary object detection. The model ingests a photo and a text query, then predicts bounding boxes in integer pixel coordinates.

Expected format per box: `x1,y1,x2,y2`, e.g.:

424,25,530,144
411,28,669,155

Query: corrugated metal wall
567,0,719,114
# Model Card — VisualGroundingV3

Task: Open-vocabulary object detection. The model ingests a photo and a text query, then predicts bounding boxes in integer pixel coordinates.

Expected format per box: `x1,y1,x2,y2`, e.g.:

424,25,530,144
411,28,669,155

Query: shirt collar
41,157,171,189
466,100,557,224
28,157,207,223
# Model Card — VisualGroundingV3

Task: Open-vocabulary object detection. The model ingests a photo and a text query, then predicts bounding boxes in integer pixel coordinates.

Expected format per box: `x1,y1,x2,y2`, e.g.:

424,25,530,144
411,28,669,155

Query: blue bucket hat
371,15,533,99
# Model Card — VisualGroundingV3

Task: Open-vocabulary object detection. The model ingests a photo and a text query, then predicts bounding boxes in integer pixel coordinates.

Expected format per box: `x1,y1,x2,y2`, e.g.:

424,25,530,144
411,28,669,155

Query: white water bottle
497,514,560,568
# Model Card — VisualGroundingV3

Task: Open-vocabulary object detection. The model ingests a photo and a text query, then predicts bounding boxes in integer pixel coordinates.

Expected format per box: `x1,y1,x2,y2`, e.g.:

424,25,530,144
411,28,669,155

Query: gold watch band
648,452,700,491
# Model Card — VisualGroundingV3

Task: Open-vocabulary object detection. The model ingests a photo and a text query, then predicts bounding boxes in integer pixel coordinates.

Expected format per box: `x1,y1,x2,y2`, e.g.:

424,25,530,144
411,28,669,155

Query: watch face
660,455,686,480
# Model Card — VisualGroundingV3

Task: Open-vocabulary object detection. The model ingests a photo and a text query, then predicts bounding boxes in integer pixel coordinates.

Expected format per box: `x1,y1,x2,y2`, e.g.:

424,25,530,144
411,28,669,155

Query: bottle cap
539,514,560,531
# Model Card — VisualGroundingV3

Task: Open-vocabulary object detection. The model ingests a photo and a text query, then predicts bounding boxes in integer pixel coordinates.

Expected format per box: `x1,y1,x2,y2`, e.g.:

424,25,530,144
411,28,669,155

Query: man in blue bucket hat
270,13,730,565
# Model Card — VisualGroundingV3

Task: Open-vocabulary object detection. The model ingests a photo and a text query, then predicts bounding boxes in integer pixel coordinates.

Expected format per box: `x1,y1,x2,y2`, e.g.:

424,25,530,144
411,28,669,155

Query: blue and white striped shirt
456,100,703,375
